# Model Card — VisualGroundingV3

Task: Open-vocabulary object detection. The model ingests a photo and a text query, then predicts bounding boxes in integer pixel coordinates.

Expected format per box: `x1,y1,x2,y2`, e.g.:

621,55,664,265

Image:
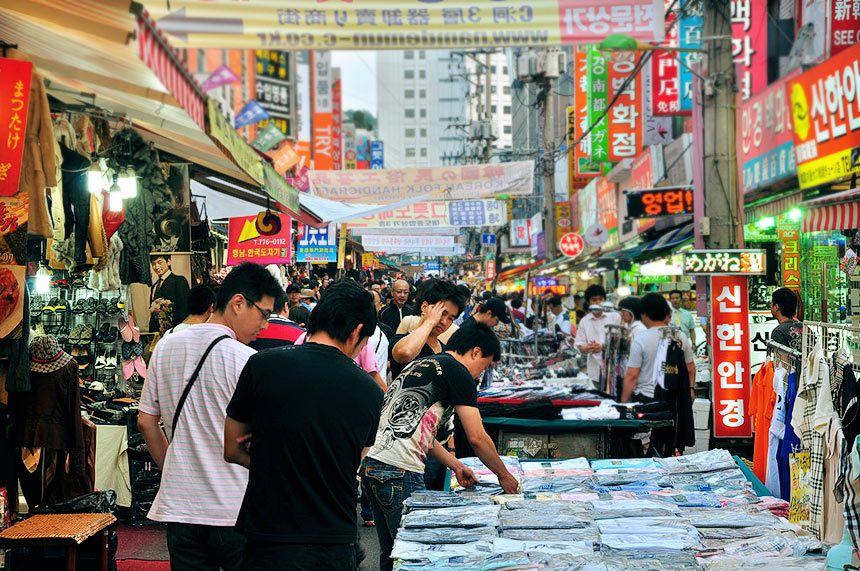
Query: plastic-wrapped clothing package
501,499,590,513
395,527,499,544
645,491,723,508
589,498,679,519
601,551,700,569
701,556,829,570
498,509,592,529
520,458,592,476
401,505,501,529
698,527,772,540
599,529,703,550
390,539,495,562
521,475,593,493
589,481,662,493
491,493,561,504
656,449,737,474
404,491,493,511
499,527,599,543
684,509,786,529
657,468,749,488
590,458,662,472
490,537,595,556
595,517,693,533
592,472,667,486
451,456,522,492
695,533,823,560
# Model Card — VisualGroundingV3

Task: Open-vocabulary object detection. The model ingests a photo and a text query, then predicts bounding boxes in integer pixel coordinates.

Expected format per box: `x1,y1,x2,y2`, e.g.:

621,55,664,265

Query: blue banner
234,100,270,128
296,223,337,263
370,140,384,170
678,0,703,113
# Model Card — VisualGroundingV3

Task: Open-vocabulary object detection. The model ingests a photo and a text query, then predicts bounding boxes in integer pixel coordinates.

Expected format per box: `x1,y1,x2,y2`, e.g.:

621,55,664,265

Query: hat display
300,289,315,299
30,335,74,373
481,298,511,324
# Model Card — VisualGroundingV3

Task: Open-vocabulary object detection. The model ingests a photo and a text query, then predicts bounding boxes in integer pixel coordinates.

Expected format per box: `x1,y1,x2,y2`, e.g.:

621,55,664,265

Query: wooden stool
0,512,116,571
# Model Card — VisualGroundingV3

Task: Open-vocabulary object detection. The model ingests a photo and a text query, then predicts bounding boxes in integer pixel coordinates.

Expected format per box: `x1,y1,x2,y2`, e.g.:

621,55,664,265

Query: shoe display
94,355,107,370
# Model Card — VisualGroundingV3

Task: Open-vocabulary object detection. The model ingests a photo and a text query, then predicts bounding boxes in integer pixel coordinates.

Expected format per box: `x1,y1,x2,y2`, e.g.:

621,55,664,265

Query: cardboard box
498,432,552,459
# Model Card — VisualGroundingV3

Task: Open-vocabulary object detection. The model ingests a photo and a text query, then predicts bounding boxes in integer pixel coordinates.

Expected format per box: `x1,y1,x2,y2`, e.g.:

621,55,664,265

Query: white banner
350,227,460,236
361,235,455,253
309,161,534,204
313,51,332,114
510,219,531,247
345,199,506,229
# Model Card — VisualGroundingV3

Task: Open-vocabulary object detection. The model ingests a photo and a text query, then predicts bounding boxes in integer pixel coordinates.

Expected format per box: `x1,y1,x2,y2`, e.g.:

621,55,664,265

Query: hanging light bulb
108,175,123,213
35,264,51,294
87,159,104,194
118,166,137,198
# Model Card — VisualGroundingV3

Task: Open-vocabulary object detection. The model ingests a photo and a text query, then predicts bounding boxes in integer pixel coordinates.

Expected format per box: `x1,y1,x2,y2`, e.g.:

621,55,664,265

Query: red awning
803,201,860,232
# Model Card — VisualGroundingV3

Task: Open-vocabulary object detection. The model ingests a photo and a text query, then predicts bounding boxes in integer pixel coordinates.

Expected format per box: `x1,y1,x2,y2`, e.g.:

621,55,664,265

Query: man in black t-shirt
225,280,383,570
771,287,802,351
364,322,520,571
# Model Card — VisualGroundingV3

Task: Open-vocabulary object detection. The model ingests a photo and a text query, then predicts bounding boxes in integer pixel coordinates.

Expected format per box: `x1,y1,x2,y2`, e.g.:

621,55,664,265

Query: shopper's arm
137,411,168,470
455,406,519,494
688,360,697,401
621,367,640,404
391,303,445,363
224,416,252,469
428,441,478,488
370,371,387,393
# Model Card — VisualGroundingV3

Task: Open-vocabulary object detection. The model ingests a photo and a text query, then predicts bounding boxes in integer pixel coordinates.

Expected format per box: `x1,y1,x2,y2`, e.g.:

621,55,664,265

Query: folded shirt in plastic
499,527,599,543
403,491,492,511
395,526,498,544
400,505,501,529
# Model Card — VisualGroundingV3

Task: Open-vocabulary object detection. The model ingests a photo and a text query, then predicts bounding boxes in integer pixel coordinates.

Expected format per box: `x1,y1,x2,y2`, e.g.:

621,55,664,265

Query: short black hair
548,296,563,308
215,262,284,312
150,254,170,264
511,297,523,309
584,284,606,302
187,285,216,316
288,306,311,325
414,278,465,316
481,291,492,301
273,293,288,314
669,289,683,297
458,284,471,300
445,322,501,362
309,280,320,289
641,292,671,322
772,287,799,318
307,279,377,343
618,296,641,320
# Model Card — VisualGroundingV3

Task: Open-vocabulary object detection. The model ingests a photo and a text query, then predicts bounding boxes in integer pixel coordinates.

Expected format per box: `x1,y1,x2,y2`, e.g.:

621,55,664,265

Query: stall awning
802,197,860,232
744,190,803,223
496,260,543,282
643,223,694,252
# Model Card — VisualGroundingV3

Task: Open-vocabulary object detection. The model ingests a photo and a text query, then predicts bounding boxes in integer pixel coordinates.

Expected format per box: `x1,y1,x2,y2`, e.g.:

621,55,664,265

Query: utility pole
542,76,557,261
701,0,742,250
484,51,493,163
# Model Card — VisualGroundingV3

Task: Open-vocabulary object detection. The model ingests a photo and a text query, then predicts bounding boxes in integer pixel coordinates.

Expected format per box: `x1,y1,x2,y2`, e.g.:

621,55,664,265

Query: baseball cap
481,298,511,324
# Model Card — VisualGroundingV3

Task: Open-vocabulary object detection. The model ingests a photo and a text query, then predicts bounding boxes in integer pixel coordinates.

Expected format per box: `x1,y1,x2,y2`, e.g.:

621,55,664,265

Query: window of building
491,86,497,94
503,66,509,75
491,105,497,113
405,51,415,59
504,105,512,115
405,108,415,118
405,148,416,157
419,51,426,59
491,65,497,73
503,86,511,95
404,69,415,79
419,69,426,79
419,89,426,99
504,125,512,134
420,109,427,118
420,128,427,137
420,148,428,157
405,89,415,99
405,128,416,137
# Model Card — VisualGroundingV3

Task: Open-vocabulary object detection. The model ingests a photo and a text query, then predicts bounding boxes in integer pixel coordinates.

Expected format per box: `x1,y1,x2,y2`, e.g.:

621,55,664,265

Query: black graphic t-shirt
772,319,802,351
389,333,444,380
368,353,477,473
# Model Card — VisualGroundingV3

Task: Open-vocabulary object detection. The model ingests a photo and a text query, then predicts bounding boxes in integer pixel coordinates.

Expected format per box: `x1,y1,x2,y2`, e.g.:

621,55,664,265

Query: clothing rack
765,339,802,360
803,320,860,333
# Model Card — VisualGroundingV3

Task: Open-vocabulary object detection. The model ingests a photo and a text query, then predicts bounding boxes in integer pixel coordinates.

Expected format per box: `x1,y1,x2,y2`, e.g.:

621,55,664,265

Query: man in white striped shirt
138,262,282,571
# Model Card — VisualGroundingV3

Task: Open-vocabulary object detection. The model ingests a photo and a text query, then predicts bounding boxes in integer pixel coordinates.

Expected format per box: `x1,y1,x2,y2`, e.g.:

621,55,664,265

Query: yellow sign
207,99,264,183
147,1,665,50
361,253,375,269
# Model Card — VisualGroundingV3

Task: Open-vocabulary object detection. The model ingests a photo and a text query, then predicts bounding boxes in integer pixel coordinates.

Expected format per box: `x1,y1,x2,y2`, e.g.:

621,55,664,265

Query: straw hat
30,335,74,373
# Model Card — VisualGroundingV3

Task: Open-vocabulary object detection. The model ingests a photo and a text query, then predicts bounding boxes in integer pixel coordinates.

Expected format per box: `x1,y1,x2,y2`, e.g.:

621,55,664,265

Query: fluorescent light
87,160,104,193
755,216,776,230
118,167,137,198
787,208,803,222
108,177,123,212
35,265,51,294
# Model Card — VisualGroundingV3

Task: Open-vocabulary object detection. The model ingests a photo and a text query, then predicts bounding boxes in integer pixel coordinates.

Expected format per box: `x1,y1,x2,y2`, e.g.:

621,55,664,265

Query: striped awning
803,201,860,232
744,191,803,223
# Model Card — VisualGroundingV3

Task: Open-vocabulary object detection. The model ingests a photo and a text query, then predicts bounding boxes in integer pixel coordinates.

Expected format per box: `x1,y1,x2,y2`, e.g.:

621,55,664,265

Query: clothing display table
0,512,116,571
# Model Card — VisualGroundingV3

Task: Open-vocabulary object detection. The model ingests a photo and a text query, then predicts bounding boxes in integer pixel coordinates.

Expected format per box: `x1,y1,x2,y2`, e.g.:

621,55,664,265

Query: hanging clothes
651,339,695,456
813,352,844,543
841,366,860,550
750,361,775,482
765,366,788,497
778,372,801,502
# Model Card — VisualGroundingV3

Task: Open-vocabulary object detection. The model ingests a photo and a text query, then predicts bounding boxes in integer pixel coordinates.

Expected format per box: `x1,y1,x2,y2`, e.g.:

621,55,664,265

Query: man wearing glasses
379,279,413,332
138,262,283,571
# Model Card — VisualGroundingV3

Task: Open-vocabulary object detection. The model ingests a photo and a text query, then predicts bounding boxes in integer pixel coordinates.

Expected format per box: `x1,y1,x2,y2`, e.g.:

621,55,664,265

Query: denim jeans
166,522,246,571
242,541,357,570
361,457,426,571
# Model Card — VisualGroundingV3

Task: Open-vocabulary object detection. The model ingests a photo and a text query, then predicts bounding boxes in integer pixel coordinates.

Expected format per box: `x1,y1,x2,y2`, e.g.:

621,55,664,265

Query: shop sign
150,1,666,50
831,0,860,56
311,51,334,170
268,142,300,177
296,222,337,263
711,275,753,438
555,201,572,239
263,163,300,214
778,222,801,291
736,71,798,194
207,99,264,184
370,141,384,170
572,49,600,181
683,249,766,275
251,123,287,152
607,54,643,160
789,43,860,189
361,234,455,254
0,58,31,198
558,232,585,258
486,259,496,281
587,46,610,164
678,0,703,113
626,185,694,218
530,276,567,296
730,0,767,100
629,145,664,232
331,68,342,170
361,252,375,269
309,161,533,204
345,199,506,230
596,177,618,236
227,213,292,266
578,178,599,236
510,219,531,247
255,50,292,138
651,12,682,116
530,212,543,258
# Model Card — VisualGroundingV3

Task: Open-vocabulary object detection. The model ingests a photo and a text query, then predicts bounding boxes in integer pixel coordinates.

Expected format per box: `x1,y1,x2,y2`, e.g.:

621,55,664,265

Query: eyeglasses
242,296,272,320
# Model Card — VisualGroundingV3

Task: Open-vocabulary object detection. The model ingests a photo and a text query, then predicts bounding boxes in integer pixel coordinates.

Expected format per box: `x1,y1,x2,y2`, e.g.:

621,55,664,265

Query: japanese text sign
626,185,694,218
831,0,860,56
678,0,703,113
227,213,292,266
651,12,684,116
736,71,798,194
683,250,766,275
296,222,337,262
310,162,533,204
711,275,752,438
789,43,860,189
0,58,32,197
587,46,610,164
731,0,767,100
149,1,666,50
778,222,801,291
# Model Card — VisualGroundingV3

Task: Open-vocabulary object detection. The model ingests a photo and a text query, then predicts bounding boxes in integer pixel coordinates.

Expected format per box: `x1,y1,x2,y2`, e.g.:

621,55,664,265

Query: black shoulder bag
171,335,230,436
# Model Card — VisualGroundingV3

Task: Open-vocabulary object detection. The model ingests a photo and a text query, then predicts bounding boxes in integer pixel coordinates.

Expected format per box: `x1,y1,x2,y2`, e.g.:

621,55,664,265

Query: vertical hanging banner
573,48,600,181
370,141,384,170
255,50,292,137
678,0,703,113
331,67,343,170
227,213,292,265
555,201,573,240
311,51,334,170
651,13,682,116
730,0,767,100
0,58,32,197
778,222,801,292
343,121,357,170
486,259,496,281
607,54,642,160
587,46,610,166
711,275,752,438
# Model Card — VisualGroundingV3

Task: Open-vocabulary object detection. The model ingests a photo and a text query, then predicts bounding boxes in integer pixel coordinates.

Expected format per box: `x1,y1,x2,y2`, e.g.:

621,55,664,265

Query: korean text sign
626,186,694,218
737,71,798,193
0,58,32,197
651,13,683,116
311,51,334,170
711,275,752,438
731,0,767,100
778,222,801,291
789,43,860,189
227,214,292,266
345,199,506,229
296,223,337,263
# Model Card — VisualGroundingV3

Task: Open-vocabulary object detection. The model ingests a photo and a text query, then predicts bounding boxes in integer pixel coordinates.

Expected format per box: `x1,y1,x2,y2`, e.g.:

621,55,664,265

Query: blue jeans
361,457,426,571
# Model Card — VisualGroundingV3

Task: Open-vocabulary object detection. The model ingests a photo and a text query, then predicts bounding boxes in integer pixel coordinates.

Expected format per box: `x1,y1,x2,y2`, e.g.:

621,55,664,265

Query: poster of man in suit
148,254,191,332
